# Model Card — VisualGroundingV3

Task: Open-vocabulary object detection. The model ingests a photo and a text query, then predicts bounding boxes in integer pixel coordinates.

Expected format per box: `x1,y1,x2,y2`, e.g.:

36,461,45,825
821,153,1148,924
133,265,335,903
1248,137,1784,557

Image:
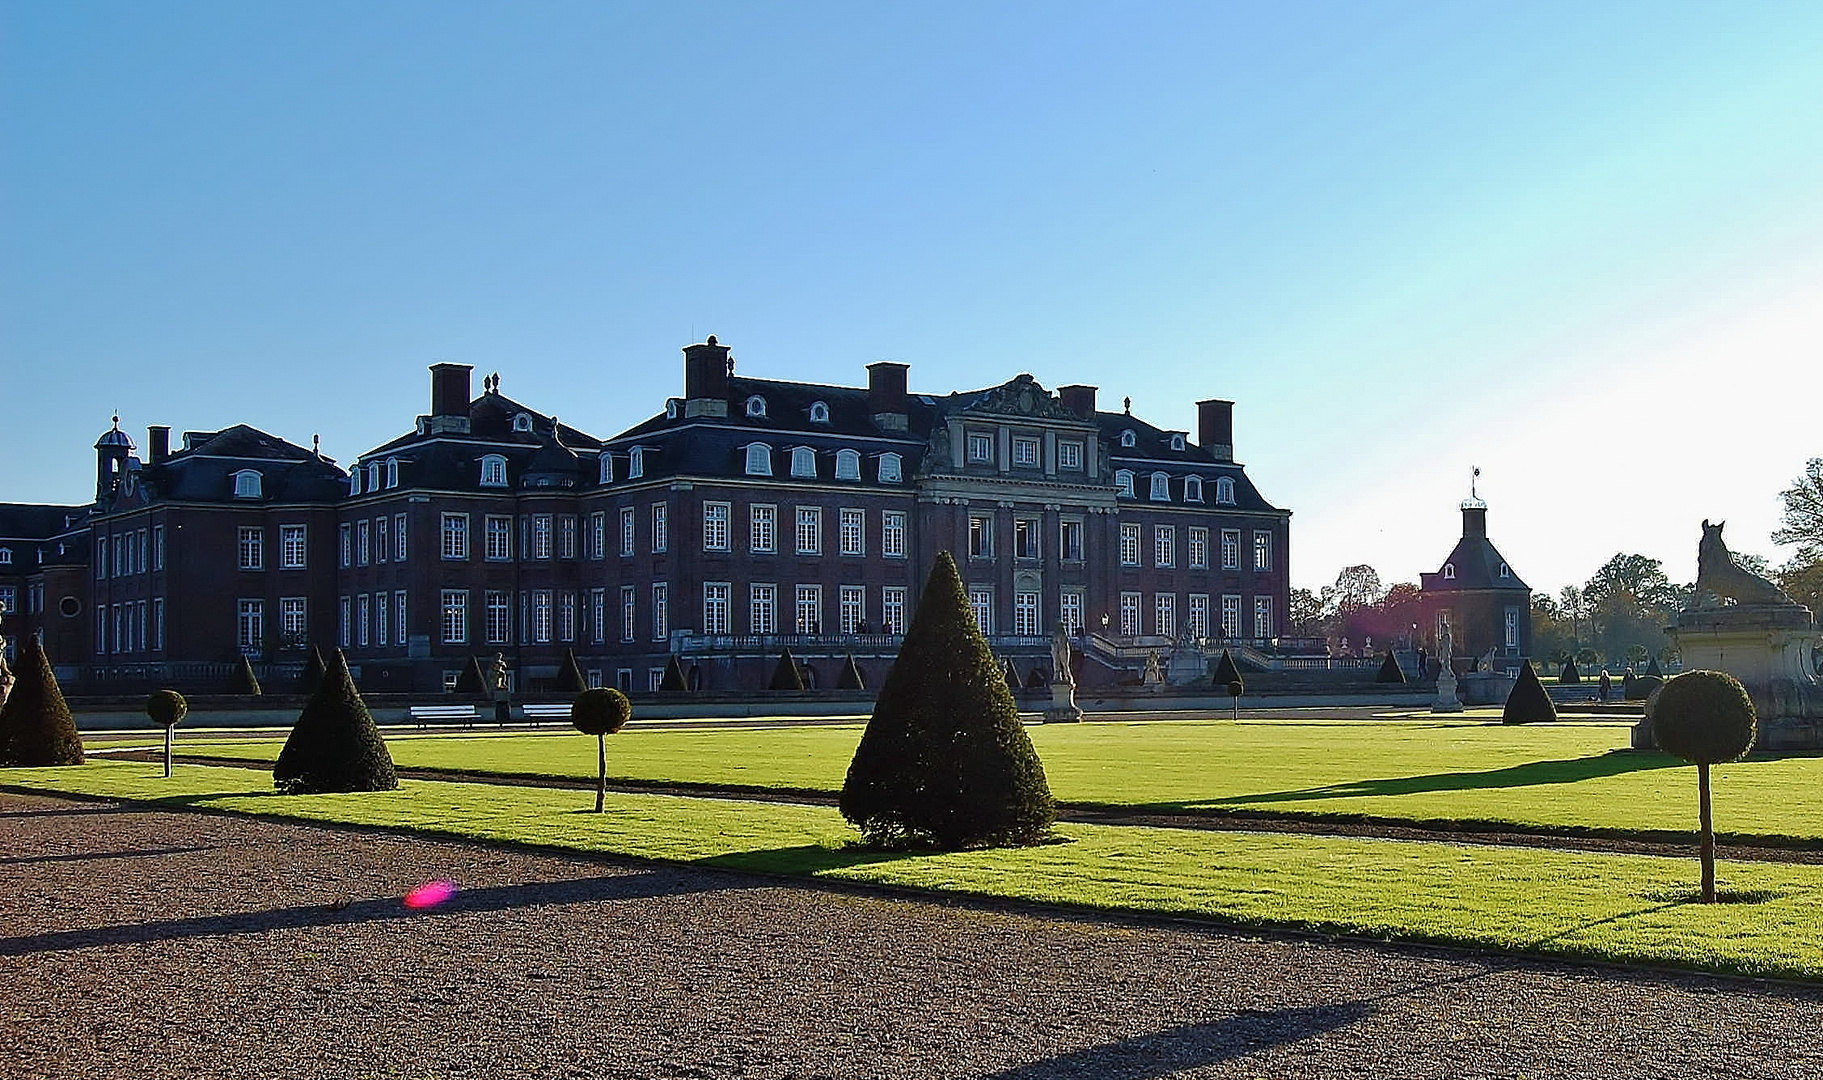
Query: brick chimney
147,426,170,464
1058,385,1097,419
683,336,731,418
428,363,473,434
1197,399,1233,461
867,362,909,431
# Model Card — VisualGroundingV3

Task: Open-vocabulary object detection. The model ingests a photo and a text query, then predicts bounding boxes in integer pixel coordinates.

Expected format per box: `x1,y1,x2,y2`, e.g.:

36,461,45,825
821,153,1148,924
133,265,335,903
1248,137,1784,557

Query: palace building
1,338,1291,694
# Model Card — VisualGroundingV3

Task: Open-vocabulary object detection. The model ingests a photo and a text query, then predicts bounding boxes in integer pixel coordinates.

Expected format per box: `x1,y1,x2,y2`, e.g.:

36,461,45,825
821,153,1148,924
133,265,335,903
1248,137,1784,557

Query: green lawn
178,718,1823,843
7,760,1823,981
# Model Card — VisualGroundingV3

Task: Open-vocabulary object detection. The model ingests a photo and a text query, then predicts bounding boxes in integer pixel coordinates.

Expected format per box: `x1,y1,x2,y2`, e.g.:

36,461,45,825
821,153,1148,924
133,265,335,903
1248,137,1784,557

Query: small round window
59,595,82,618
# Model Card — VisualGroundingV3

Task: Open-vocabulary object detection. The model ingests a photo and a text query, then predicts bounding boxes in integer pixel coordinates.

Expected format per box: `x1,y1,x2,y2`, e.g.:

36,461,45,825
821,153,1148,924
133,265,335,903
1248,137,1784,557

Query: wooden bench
408,703,479,729
520,703,572,727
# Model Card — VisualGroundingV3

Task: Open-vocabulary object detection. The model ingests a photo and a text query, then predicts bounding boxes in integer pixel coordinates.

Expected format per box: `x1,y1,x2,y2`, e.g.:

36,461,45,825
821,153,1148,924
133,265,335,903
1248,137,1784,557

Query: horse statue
1692,519,1793,609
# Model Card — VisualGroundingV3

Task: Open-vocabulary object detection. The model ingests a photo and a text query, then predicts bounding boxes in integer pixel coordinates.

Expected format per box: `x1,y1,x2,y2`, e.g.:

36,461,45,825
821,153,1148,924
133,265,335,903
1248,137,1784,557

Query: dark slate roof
1097,410,1202,462
1422,510,1530,592
353,391,606,494
143,425,348,503
0,503,91,573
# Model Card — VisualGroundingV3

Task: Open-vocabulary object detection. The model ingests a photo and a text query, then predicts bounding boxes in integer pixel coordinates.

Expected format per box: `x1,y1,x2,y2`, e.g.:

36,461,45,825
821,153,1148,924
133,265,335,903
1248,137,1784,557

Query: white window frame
1014,590,1040,636
882,586,907,635
882,511,907,558
1185,476,1204,502
237,599,264,653
751,504,777,554
839,508,864,557
1149,472,1170,501
1254,530,1272,572
703,582,731,635
795,506,822,556
839,585,865,634
1058,441,1083,470
1222,594,1242,639
1120,592,1141,637
238,526,264,571
878,453,902,483
1155,593,1176,639
704,502,731,552
486,590,512,645
1188,526,1208,570
835,448,861,480
621,506,636,556
441,590,468,644
1215,477,1236,504
480,455,508,488
750,583,777,635
1012,436,1039,467
795,585,822,634
968,588,993,636
968,514,993,558
652,583,669,640
745,444,773,476
1116,470,1135,498
233,470,262,499
1119,523,1140,567
441,513,469,560
1254,596,1273,639
966,431,994,464
791,447,817,478
651,504,668,554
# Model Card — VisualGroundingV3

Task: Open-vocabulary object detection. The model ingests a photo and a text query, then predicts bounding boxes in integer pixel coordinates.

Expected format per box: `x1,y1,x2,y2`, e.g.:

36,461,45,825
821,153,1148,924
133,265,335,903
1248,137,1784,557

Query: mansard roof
350,390,607,494
1421,506,1530,593
0,504,90,574
143,425,347,503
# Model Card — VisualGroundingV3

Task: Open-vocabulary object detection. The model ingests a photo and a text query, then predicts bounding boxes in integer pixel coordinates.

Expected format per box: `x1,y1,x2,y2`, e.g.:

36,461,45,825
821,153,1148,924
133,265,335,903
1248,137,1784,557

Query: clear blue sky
5,1,1822,595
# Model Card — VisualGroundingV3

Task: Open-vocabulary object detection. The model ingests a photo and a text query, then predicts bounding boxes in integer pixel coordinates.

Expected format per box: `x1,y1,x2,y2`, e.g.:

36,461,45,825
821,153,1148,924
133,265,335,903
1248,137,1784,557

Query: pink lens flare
403,879,458,909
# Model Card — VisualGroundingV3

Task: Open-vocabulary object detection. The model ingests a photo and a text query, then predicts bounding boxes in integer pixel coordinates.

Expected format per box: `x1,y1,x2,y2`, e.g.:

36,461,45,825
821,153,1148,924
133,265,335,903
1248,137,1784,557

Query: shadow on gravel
1198,750,1681,810
980,1002,1374,1079
0,869,721,957
0,845,216,866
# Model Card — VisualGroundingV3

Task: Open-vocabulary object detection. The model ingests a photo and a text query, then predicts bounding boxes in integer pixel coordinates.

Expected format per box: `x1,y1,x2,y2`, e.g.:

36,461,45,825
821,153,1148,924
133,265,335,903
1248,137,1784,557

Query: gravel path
4,791,1822,1079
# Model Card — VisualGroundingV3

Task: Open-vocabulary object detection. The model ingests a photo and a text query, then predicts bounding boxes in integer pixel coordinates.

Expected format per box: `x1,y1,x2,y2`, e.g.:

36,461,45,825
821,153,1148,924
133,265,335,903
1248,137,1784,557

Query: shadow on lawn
694,843,919,876
0,868,723,958
1199,750,1682,810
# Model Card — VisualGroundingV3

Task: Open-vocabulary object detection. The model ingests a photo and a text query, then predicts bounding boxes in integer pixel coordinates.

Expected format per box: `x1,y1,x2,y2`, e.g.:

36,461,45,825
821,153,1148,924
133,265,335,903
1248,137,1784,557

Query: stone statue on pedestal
1432,622,1461,713
1043,623,1083,723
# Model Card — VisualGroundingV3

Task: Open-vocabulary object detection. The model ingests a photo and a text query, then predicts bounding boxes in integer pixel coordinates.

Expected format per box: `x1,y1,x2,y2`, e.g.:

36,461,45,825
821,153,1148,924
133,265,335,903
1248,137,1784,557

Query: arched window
385,457,399,488
791,447,816,478
665,399,679,420
809,401,830,423
0,548,11,566
233,470,263,499
1184,476,1204,502
1499,562,1511,578
480,455,508,487
878,453,902,483
745,444,773,476
348,468,362,496
1214,477,1235,504
746,396,768,418
598,451,614,484
1149,472,1170,501
834,449,860,480
366,462,380,491
1115,469,1135,497
628,447,645,479
1444,563,1457,580
1170,434,1185,451
513,413,533,432
1120,429,1136,448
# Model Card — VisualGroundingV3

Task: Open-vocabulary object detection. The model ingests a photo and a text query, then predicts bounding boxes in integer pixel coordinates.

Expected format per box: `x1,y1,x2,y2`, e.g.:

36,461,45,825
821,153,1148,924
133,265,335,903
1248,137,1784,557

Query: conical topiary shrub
0,636,84,767
573,687,633,813
1646,654,1663,677
1210,649,1244,692
454,655,487,694
228,654,262,695
769,648,805,691
147,689,187,778
836,654,866,691
1559,660,1580,685
659,655,689,692
298,645,328,695
273,649,398,794
1375,652,1405,684
1502,660,1557,724
1003,658,1020,691
840,551,1055,849
1648,670,1757,902
555,649,588,694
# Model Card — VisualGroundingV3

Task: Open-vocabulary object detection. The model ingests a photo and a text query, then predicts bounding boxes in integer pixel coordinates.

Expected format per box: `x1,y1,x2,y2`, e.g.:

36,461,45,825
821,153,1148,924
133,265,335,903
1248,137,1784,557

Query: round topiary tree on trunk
228,654,262,696
0,635,84,767
147,689,187,778
1375,652,1405,684
841,551,1055,850
572,687,632,813
273,649,397,794
1502,660,1557,724
1648,670,1757,903
769,648,805,691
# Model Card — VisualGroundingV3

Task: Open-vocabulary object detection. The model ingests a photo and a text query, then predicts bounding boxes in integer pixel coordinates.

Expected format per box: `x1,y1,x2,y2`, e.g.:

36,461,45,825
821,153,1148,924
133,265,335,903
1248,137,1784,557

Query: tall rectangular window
1505,607,1519,649
882,587,907,634
1188,527,1208,570
620,507,636,556
153,525,165,571
532,589,553,643
795,585,822,634
704,502,730,552
590,588,606,644
968,515,993,558
137,530,148,573
238,527,263,570
1155,593,1176,639
1189,594,1210,639
750,583,777,635
394,513,407,560
1014,519,1039,559
1014,591,1040,636
1120,592,1142,637
356,520,370,566
441,590,468,644
620,586,636,642
882,511,906,558
559,515,577,560
703,582,730,634
1222,594,1242,638
1254,596,1274,639
1220,529,1241,570
486,590,512,644
751,504,777,554
1060,591,1084,636
1119,523,1140,566
839,585,865,634
839,508,864,556
152,597,165,650
375,592,388,645
1060,520,1083,561
651,505,668,554
237,599,264,652
485,515,513,561
651,583,669,640
1012,436,1039,467
375,517,388,563
1253,530,1272,572
795,507,821,555
559,591,576,642
968,588,994,635
441,514,468,560
1058,441,1083,470
531,514,553,559
395,591,408,646
967,431,994,463
339,597,351,647
1154,525,1175,568
357,594,371,647
590,512,606,559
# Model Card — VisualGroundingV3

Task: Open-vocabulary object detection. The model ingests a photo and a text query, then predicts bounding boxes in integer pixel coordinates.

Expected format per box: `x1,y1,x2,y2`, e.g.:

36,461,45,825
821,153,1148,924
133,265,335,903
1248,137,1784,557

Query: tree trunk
1699,761,1716,903
163,727,173,779
595,733,606,814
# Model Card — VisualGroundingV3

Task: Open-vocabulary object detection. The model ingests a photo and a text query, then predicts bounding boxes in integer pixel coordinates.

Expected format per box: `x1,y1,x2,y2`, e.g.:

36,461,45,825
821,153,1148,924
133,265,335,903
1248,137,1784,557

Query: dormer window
366,462,380,491
1120,429,1136,448
809,401,830,423
834,448,860,480
513,413,533,432
1500,563,1511,578
233,470,263,499
1215,477,1235,504
1184,476,1204,502
628,447,645,479
349,468,362,496
791,447,817,478
746,396,768,418
480,455,508,487
666,399,680,420
385,457,400,488
1149,472,1170,501
745,443,773,476
878,453,902,483
415,417,429,435
1115,469,1135,497
598,451,614,484
0,548,11,566
1170,434,1186,451
1444,563,1457,580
